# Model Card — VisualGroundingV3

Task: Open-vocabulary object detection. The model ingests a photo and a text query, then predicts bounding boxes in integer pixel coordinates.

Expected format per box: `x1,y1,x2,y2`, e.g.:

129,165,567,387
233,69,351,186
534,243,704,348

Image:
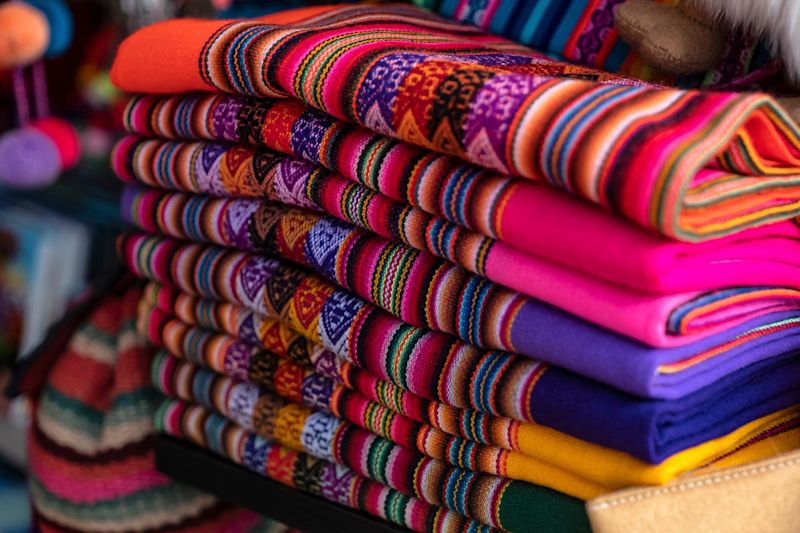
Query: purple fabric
511,307,800,398
0,128,60,189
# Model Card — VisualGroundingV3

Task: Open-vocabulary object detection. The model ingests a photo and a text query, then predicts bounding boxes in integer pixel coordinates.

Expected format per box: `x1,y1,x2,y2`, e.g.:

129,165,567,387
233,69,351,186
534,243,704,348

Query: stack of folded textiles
108,4,800,532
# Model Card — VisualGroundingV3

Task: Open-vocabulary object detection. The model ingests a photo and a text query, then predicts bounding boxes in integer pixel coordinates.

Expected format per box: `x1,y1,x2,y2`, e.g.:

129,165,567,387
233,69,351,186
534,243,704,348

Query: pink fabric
500,184,800,293
28,453,172,503
114,132,800,348
484,242,800,347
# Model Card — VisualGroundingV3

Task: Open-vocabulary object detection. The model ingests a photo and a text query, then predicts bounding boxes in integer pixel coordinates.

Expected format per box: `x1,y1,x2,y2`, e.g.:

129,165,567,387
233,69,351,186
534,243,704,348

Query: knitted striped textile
118,231,552,420
146,320,602,500
26,279,274,532
117,224,800,405
109,3,800,241
153,351,591,530
115,137,800,350
133,268,800,472
411,0,777,88
143,302,800,498
122,93,800,299
155,398,500,533
147,328,607,503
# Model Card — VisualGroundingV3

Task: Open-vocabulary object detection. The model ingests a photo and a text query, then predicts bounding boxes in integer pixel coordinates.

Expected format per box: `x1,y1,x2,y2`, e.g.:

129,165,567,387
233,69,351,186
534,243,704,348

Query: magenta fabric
121,94,800,299
115,138,800,348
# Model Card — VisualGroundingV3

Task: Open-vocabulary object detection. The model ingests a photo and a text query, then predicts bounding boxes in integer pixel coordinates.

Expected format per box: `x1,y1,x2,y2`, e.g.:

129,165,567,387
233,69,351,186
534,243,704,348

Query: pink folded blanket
110,4,800,241
123,93,800,297
115,138,800,348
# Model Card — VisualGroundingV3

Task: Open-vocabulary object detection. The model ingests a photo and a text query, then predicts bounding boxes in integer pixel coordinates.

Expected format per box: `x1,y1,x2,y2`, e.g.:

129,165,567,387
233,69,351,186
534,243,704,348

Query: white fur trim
693,0,800,81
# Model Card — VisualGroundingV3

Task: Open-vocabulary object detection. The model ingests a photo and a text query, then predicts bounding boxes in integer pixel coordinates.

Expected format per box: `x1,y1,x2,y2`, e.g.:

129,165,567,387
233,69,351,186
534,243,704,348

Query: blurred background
0,2,328,530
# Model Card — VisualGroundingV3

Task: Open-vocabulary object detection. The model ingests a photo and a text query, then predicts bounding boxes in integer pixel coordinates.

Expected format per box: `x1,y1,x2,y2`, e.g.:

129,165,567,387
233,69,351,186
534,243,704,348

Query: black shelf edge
155,435,407,533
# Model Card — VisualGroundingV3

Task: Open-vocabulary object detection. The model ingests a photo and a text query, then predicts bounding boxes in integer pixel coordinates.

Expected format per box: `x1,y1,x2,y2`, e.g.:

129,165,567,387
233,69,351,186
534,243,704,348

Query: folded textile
116,137,800,349
117,208,800,401
410,0,776,88
149,332,602,500
123,92,800,297
110,3,800,240
154,352,590,529
27,279,267,533
134,274,800,470
156,398,506,533
141,301,800,497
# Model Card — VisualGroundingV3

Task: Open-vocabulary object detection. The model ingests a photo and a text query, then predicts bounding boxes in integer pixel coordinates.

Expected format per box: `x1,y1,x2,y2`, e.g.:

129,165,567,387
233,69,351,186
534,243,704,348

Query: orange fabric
110,5,342,94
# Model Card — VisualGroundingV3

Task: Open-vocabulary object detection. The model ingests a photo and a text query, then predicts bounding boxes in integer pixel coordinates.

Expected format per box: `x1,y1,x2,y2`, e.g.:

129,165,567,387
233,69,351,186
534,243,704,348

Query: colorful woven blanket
26,279,268,532
153,352,590,529
142,300,800,498
121,234,800,463
156,398,506,533
110,4,800,240
118,189,800,401
116,134,800,350
411,0,777,88
124,93,800,298
153,331,607,500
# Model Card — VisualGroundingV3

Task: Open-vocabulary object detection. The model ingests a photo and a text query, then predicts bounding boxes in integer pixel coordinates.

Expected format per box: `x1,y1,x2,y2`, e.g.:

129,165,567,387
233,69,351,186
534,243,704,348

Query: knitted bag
16,273,282,532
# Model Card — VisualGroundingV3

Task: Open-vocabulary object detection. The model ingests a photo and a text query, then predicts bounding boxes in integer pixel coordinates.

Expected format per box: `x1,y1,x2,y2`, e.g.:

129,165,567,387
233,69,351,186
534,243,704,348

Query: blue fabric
532,352,800,463
27,0,73,57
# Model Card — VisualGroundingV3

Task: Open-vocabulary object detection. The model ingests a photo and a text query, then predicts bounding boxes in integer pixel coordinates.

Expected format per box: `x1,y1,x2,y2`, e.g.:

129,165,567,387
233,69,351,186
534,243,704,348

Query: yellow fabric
503,405,800,499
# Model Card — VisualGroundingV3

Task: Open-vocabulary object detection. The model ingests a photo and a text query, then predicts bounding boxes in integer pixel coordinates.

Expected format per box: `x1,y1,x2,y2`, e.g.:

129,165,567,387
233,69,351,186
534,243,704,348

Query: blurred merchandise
0,453,29,533
0,204,89,363
113,0,213,31
0,0,81,189
214,0,320,17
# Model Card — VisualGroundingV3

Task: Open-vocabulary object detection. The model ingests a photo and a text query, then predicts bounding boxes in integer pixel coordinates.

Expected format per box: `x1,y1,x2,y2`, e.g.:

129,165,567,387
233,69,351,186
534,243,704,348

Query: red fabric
30,117,79,168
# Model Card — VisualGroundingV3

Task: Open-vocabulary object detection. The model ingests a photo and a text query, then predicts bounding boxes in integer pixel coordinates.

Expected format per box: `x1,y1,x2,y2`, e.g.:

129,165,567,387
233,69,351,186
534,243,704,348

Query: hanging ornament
0,0,79,189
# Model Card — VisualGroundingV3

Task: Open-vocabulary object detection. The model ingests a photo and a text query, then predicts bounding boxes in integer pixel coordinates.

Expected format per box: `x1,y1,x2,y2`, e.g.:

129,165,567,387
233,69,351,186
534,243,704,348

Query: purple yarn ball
0,128,61,189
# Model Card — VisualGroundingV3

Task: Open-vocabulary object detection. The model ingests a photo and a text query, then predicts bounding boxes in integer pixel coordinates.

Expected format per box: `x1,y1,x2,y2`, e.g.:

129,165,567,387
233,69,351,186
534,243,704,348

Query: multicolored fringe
411,0,777,88
27,281,268,533
153,351,591,530
156,398,500,533
138,287,800,493
111,4,800,240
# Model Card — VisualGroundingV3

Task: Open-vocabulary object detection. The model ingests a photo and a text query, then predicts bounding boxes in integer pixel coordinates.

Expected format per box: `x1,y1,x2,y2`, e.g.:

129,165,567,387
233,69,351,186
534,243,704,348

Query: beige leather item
587,450,800,533
778,97,800,128
613,0,724,76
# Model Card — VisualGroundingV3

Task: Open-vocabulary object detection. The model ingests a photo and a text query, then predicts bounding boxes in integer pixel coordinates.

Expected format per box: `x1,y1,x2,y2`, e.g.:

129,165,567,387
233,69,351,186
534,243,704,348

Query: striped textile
156,398,499,533
117,231,555,422
153,352,591,530
116,139,800,349
26,279,271,533
121,93,800,299
117,222,800,403
146,320,602,499
142,302,800,498
411,0,777,88
110,3,800,241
